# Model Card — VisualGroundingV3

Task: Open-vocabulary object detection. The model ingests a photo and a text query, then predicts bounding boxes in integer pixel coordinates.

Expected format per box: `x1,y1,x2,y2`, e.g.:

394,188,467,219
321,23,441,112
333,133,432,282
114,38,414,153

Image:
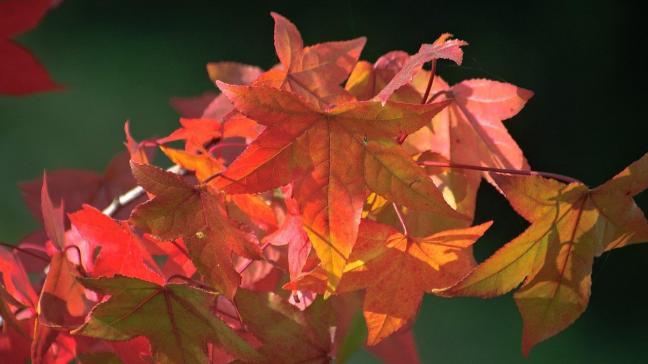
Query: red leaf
0,40,62,96
69,204,164,284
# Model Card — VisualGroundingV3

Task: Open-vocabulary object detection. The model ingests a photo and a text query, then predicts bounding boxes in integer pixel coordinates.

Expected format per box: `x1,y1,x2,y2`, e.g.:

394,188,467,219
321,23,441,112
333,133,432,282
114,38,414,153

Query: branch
102,164,185,216
418,160,583,185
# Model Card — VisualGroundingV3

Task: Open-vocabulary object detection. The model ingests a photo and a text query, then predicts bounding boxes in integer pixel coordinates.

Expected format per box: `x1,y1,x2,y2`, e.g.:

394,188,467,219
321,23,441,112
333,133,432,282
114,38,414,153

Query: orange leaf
130,163,261,298
213,83,464,293
447,152,648,355
338,220,492,345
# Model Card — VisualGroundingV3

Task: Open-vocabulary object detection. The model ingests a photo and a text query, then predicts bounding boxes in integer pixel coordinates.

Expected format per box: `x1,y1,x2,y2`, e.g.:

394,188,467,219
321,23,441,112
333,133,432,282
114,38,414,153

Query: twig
102,164,185,216
418,161,583,185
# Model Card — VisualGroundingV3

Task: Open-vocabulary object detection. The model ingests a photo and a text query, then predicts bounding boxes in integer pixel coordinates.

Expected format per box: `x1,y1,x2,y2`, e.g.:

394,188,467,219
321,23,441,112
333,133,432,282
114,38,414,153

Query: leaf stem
420,60,437,104
392,203,409,236
425,89,453,104
0,242,50,263
418,161,583,185
236,241,271,274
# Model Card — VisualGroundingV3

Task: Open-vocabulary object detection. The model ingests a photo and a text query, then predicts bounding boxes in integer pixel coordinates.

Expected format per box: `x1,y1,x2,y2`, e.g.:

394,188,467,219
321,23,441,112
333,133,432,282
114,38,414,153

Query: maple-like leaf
0,0,50,37
406,77,533,180
368,328,421,364
346,51,421,103
258,12,366,109
336,220,491,344
69,204,164,284
213,82,466,292
374,34,467,104
447,152,648,355
72,276,261,364
0,246,36,341
0,246,37,309
160,146,224,182
0,0,62,96
20,152,138,222
130,162,261,298
262,187,311,283
157,118,222,154
0,40,62,95
234,289,333,363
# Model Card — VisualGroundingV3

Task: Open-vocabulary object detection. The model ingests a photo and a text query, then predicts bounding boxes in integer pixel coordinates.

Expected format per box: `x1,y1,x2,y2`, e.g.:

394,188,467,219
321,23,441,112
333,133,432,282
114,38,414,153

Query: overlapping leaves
1,10,647,364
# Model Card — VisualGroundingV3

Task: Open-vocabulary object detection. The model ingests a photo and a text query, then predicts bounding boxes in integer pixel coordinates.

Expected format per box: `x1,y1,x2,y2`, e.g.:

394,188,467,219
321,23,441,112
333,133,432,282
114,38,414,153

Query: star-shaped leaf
130,162,261,298
234,289,333,363
69,204,164,284
447,152,648,355
212,83,467,292
337,220,491,344
72,276,261,364
258,12,366,109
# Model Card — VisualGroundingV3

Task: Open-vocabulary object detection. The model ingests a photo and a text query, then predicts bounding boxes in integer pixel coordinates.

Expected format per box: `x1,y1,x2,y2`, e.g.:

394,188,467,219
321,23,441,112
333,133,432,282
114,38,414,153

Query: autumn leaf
447,152,648,355
234,289,333,363
0,246,36,339
0,40,62,95
213,82,465,292
130,162,261,298
160,146,225,182
0,0,50,37
0,0,62,96
0,246,37,309
69,204,164,284
258,12,366,109
72,276,261,364
346,51,421,103
157,118,222,154
405,77,533,185
336,220,491,344
374,35,467,104
20,152,139,222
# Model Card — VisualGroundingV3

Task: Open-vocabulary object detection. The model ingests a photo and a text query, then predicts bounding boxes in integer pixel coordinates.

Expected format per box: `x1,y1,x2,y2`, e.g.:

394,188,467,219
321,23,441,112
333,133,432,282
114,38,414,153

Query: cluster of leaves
2,12,648,364
0,0,62,95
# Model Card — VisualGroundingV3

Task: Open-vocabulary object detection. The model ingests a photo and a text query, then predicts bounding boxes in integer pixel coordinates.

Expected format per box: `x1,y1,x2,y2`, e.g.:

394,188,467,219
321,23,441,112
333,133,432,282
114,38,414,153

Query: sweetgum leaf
406,77,533,190
0,0,49,37
337,220,491,344
130,162,261,298
375,35,467,104
234,289,333,363
72,276,261,364
0,40,62,96
447,152,648,355
261,12,366,109
69,204,164,284
213,82,465,293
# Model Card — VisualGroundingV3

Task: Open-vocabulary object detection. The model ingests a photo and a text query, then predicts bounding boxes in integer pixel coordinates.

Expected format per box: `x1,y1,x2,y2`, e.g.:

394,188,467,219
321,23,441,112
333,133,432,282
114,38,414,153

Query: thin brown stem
170,240,190,260
166,274,217,292
0,242,50,263
236,241,271,274
426,89,453,104
418,161,583,185
420,60,437,104
392,203,409,236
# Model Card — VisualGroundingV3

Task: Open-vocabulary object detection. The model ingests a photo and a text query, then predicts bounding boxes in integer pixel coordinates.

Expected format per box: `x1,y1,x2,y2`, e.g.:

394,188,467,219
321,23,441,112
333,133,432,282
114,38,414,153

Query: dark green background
1,0,647,362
